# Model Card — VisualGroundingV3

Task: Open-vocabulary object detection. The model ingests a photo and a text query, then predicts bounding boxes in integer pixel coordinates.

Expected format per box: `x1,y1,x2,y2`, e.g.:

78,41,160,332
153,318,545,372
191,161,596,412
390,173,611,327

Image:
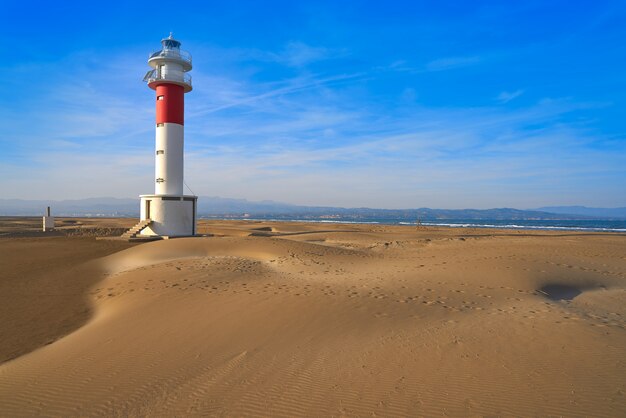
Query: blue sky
1,1,625,209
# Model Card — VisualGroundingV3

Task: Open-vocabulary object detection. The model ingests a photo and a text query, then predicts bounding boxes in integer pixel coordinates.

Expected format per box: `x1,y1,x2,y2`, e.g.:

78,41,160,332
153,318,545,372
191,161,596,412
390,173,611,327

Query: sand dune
0,220,625,416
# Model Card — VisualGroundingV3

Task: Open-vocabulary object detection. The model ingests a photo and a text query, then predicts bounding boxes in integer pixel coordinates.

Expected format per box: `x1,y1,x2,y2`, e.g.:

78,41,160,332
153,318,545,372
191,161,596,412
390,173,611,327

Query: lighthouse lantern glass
163,39,181,50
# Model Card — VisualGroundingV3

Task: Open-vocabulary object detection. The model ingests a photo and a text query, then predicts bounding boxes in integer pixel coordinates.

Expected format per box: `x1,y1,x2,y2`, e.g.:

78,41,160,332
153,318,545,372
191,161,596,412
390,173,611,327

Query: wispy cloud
203,41,344,69
275,41,334,67
188,72,365,119
496,89,525,103
426,56,481,71
376,55,482,75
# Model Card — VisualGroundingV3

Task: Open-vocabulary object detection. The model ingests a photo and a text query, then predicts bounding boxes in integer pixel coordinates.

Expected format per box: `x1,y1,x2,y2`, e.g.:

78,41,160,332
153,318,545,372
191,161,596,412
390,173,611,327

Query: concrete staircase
121,219,152,239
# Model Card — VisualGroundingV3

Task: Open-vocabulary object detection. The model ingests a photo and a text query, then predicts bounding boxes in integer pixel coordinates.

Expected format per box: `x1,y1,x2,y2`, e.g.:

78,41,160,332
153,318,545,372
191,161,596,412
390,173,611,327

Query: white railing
143,70,192,87
148,48,192,66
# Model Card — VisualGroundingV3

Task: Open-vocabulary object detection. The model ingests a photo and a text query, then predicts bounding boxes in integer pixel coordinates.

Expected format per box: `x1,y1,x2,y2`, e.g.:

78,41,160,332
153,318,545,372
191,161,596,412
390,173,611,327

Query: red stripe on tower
156,84,184,125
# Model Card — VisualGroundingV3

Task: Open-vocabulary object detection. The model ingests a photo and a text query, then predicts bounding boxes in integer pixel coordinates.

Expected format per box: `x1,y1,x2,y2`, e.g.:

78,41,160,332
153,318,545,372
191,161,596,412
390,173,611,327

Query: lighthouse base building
126,34,197,238
139,195,197,236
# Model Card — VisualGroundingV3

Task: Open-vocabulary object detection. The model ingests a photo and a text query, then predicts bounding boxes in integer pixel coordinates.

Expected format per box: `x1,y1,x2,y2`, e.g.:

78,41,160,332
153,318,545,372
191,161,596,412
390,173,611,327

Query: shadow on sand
537,284,583,301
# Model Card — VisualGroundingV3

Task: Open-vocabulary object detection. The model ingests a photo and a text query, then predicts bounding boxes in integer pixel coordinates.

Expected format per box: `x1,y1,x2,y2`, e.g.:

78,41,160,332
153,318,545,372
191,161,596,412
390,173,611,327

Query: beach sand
0,217,625,416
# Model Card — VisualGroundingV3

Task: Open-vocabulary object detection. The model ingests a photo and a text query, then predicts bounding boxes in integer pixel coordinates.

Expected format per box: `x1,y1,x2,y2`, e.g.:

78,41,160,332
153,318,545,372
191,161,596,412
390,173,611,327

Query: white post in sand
43,206,54,232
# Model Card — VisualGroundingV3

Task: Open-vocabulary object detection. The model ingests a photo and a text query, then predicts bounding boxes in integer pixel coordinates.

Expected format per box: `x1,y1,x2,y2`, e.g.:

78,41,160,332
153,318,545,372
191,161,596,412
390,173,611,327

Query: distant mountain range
1,197,625,220
534,206,626,219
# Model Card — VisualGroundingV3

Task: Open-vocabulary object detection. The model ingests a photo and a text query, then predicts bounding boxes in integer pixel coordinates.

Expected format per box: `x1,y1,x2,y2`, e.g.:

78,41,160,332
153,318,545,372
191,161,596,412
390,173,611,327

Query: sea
207,216,626,233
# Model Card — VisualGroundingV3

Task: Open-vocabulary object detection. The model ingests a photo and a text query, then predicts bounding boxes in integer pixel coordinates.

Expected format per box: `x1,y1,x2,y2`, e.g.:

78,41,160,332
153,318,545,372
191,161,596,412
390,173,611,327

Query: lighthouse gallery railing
143,70,192,87
148,48,192,66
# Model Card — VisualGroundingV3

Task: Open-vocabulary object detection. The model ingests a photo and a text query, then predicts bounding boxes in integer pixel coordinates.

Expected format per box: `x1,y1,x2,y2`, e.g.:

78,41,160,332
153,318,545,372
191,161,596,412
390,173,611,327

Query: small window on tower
157,123,164,127
156,150,164,155
157,95,164,101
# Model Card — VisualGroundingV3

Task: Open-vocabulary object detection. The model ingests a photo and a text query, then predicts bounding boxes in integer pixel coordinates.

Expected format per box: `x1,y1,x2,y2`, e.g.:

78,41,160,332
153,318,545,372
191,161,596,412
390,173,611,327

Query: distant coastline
2,198,626,230
201,216,626,233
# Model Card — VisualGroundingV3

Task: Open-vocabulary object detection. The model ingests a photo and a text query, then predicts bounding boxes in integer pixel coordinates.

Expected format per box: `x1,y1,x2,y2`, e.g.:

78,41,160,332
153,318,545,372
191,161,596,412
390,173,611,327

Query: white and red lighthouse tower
138,34,197,237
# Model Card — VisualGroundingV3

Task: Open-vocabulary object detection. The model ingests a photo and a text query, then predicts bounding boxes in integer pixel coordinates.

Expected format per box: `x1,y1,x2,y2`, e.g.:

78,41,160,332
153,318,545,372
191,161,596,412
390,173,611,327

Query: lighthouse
136,34,197,237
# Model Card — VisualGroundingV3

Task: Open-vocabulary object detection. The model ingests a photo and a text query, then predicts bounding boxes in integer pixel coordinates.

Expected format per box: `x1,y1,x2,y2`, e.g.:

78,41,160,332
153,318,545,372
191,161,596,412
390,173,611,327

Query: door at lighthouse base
145,200,151,219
